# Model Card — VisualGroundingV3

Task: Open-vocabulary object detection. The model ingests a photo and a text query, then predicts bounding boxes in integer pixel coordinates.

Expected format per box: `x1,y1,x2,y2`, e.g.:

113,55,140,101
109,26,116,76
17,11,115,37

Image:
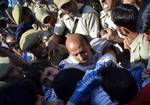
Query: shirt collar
130,33,144,51
100,10,111,18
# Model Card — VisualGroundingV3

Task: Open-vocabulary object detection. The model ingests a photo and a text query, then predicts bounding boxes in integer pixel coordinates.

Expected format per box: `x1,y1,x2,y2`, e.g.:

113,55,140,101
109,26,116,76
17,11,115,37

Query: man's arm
48,13,66,51
87,13,100,38
67,70,101,105
0,47,27,66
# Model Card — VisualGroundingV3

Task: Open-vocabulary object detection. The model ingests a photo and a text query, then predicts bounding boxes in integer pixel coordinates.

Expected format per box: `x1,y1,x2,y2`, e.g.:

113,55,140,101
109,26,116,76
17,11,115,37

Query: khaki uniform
33,2,57,32
130,33,150,65
32,1,57,15
54,4,100,39
26,2,36,13
100,10,116,30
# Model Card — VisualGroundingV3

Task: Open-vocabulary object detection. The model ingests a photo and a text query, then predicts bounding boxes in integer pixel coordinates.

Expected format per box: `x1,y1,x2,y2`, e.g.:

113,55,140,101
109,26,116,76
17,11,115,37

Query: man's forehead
70,47,85,55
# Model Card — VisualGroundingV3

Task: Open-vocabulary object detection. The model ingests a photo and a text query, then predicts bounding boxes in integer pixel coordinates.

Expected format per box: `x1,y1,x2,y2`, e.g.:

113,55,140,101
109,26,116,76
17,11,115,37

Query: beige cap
19,29,42,51
54,0,71,9
35,9,50,24
12,4,22,25
0,57,10,80
19,29,49,51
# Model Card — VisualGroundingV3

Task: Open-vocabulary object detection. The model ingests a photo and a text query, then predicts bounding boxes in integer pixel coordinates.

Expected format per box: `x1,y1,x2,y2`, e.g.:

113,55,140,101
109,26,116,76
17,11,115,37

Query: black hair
102,45,120,56
21,7,35,23
136,1,150,33
0,79,39,105
99,61,138,104
73,33,90,45
53,68,85,103
112,4,139,32
0,1,8,12
0,18,7,28
23,62,51,95
111,0,122,10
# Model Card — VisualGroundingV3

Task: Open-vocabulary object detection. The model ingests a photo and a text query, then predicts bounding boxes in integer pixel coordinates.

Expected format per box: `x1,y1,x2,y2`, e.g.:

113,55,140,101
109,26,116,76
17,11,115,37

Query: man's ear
36,94,44,105
119,27,131,36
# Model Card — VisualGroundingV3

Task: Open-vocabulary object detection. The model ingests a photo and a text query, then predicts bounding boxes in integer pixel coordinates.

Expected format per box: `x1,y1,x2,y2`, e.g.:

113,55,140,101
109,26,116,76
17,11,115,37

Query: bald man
58,33,99,71
58,33,119,71
65,34,93,65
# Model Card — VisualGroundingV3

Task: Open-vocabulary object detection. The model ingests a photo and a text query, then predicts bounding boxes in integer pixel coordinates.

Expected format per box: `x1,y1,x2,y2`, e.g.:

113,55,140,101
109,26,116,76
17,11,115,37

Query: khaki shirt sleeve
53,18,66,35
76,13,100,38
53,9,67,35
86,13,100,38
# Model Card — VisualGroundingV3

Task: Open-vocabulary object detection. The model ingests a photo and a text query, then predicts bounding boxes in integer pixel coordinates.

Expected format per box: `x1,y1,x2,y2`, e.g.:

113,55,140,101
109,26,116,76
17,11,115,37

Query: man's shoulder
91,86,119,105
58,56,79,70
81,5,98,15
80,5,99,21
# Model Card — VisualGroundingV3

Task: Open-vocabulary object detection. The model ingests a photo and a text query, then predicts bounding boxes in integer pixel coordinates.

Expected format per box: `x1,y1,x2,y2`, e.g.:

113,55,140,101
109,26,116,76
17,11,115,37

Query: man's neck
128,32,138,44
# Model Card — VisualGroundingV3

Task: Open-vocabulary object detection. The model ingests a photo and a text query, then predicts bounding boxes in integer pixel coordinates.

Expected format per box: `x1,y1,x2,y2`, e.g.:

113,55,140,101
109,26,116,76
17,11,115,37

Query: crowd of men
0,0,150,105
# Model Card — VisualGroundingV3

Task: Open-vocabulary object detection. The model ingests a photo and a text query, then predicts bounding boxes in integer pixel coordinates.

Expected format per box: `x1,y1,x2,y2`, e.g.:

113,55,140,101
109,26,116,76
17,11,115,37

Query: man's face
61,1,78,17
100,0,113,11
144,29,150,42
31,43,48,59
123,0,136,4
43,16,56,29
41,66,59,84
68,41,93,65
